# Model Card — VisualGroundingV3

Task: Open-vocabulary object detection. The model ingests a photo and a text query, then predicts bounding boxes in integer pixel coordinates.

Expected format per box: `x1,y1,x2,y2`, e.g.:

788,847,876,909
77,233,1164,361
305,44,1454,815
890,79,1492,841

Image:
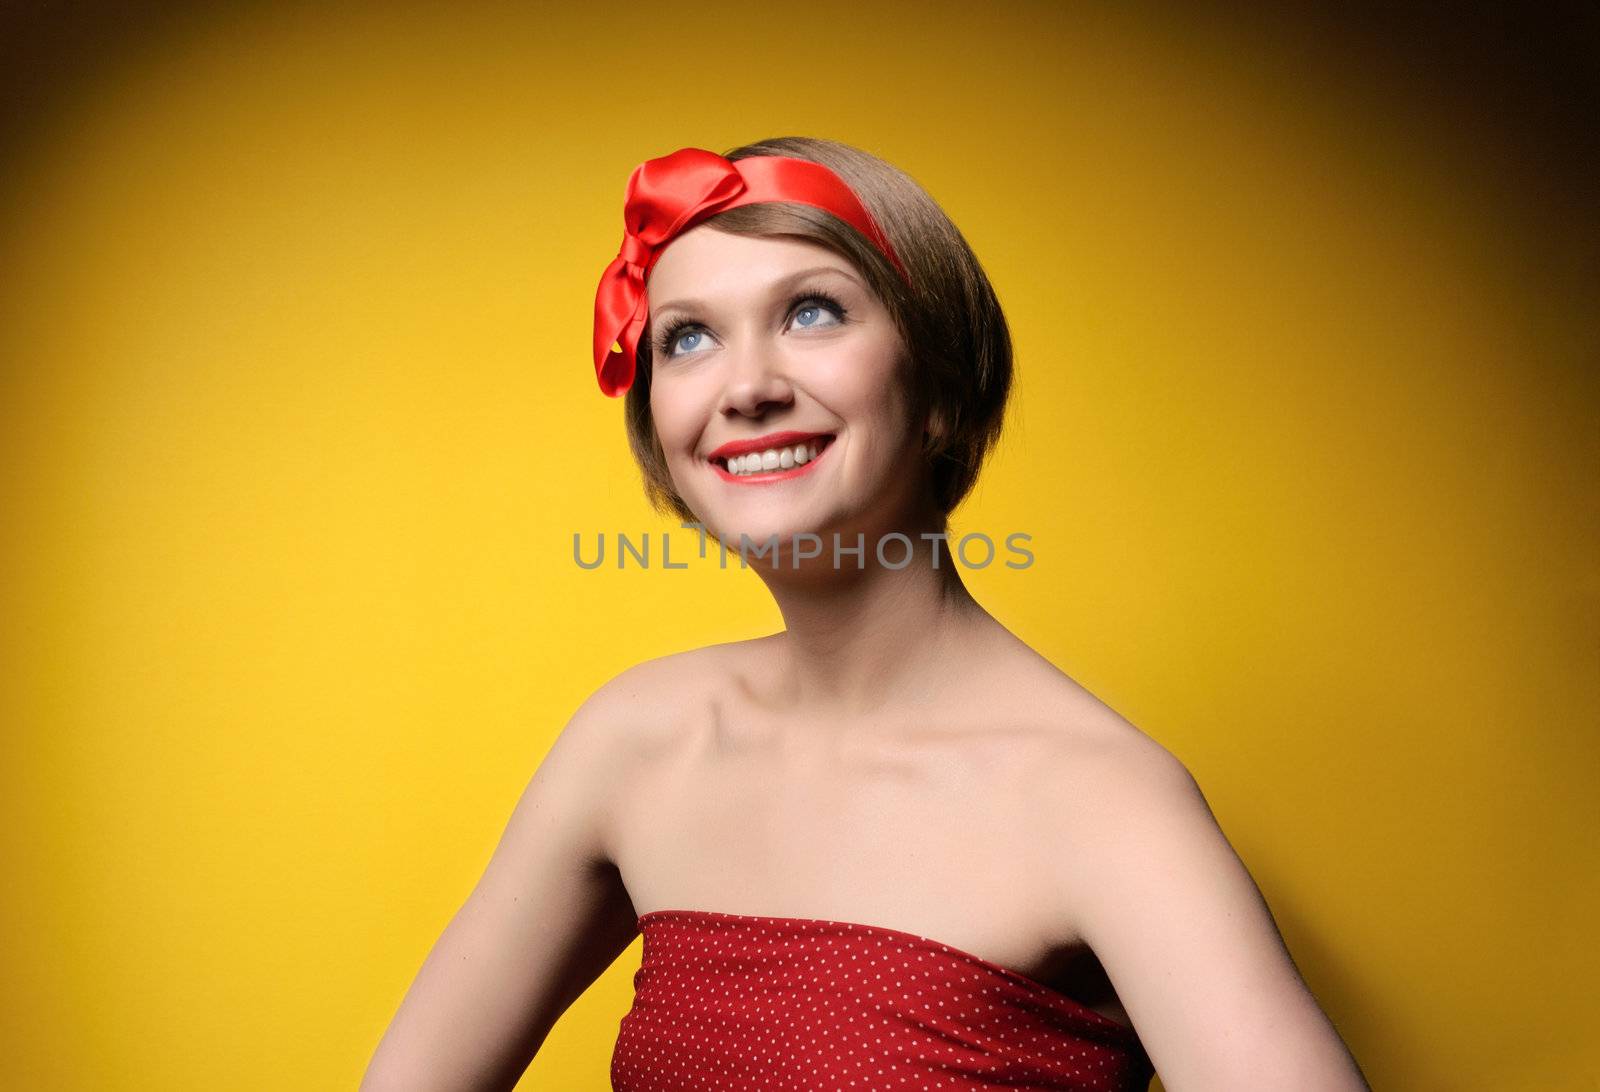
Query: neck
753,513,1002,719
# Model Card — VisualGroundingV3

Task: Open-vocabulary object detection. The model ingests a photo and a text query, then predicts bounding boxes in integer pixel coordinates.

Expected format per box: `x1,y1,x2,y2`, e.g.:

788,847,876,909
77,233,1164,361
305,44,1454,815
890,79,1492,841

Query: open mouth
710,434,836,482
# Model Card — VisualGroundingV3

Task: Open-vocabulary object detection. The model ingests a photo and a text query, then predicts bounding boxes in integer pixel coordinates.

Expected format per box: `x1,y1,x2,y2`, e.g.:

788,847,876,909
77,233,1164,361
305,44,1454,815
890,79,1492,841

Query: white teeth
720,440,826,476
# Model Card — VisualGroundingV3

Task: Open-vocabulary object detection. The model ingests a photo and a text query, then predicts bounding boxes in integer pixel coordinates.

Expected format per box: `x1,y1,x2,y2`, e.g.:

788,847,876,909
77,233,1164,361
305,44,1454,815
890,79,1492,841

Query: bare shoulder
552,638,770,832
357,642,762,1090
1009,657,1370,1087
568,639,751,733
1037,709,1218,897
993,637,1186,774
993,644,1219,913
480,641,753,916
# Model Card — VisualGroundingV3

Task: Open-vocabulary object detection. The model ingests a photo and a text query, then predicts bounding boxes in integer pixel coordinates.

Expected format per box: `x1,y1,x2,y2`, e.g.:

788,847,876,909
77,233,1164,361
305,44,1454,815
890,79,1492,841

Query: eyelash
650,289,850,359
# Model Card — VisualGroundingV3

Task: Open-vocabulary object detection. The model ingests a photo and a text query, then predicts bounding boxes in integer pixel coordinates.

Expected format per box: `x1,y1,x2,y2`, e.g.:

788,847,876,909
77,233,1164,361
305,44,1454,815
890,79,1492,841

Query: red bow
592,148,907,397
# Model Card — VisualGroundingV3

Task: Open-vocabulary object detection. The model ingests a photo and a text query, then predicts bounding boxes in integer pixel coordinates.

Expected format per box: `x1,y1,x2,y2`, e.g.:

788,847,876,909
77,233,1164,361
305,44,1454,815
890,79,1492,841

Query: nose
717,335,795,419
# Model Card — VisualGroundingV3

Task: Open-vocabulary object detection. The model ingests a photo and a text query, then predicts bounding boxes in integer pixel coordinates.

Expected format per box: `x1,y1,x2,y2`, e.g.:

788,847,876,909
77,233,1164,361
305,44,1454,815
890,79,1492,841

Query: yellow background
1,3,1594,1089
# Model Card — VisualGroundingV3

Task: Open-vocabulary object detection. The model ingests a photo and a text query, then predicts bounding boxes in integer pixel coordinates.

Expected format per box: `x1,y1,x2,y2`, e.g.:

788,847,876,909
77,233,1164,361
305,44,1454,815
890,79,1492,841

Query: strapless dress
611,908,1154,1090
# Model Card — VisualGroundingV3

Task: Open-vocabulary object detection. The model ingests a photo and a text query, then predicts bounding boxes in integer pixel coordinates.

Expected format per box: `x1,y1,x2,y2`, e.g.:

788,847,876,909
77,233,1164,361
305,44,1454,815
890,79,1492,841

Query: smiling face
645,225,932,554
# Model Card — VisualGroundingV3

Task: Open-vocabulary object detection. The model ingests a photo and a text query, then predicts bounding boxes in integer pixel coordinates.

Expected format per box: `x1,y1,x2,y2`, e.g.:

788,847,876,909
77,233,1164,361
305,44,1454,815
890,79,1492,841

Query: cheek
823,347,916,441
649,383,700,455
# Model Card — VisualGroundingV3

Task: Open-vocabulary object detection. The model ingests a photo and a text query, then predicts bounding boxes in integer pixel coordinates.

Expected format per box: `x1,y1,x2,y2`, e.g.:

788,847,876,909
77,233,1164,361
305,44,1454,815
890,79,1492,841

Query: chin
695,506,840,554
709,517,815,549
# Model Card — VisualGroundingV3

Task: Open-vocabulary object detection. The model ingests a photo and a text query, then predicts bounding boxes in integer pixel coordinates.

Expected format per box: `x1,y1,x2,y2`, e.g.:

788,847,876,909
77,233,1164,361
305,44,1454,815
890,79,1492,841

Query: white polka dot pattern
611,909,1154,1090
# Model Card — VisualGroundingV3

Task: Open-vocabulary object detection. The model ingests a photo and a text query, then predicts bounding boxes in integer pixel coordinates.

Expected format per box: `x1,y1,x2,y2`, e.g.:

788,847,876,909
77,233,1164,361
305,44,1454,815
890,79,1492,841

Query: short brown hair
623,136,1012,525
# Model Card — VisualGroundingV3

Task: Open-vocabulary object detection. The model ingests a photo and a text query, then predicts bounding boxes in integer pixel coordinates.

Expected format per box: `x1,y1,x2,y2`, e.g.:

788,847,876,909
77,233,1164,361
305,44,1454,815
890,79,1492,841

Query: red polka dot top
611,909,1155,1091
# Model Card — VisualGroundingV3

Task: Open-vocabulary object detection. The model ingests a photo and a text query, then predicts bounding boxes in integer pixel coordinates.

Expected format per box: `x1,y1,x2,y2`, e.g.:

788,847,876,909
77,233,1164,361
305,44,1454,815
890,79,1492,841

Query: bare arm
1056,739,1370,1091
359,679,642,1092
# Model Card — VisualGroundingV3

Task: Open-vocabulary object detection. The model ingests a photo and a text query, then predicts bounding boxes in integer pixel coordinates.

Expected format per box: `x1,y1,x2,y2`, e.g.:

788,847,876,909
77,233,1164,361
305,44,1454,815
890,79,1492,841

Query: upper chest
607,697,1115,998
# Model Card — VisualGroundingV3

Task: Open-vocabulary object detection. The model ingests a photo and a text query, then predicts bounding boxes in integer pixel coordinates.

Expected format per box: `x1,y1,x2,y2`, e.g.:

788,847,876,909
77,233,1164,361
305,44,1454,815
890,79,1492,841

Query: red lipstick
707,432,836,484
707,430,833,461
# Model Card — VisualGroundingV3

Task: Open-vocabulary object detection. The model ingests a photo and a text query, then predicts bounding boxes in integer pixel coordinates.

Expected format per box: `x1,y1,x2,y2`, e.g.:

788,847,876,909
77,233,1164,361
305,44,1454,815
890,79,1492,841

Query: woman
361,137,1371,1091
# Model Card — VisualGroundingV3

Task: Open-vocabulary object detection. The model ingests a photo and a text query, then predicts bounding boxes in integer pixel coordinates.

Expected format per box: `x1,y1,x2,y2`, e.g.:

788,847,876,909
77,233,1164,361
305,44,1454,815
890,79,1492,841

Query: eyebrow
649,265,867,323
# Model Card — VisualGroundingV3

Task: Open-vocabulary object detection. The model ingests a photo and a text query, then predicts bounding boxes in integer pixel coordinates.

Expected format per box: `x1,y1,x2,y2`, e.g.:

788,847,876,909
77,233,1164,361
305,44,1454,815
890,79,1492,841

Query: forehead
646,226,858,304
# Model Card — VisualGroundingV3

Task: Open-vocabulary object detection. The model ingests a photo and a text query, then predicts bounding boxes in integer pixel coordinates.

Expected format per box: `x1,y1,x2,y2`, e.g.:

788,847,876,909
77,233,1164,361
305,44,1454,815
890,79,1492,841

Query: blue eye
650,288,851,360
654,319,710,359
788,291,848,333
794,303,840,329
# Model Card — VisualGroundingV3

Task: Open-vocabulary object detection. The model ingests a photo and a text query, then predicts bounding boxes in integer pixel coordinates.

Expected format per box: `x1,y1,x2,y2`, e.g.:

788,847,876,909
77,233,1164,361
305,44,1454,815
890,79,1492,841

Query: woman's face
646,226,927,554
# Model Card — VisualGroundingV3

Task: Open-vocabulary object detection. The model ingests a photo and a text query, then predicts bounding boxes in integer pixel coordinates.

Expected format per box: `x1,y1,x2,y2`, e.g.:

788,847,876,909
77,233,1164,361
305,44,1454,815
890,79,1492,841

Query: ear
923,405,950,448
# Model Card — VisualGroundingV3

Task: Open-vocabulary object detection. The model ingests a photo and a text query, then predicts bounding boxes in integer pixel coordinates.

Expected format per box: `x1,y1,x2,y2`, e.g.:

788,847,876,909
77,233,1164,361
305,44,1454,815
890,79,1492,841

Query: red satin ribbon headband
591,147,909,397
